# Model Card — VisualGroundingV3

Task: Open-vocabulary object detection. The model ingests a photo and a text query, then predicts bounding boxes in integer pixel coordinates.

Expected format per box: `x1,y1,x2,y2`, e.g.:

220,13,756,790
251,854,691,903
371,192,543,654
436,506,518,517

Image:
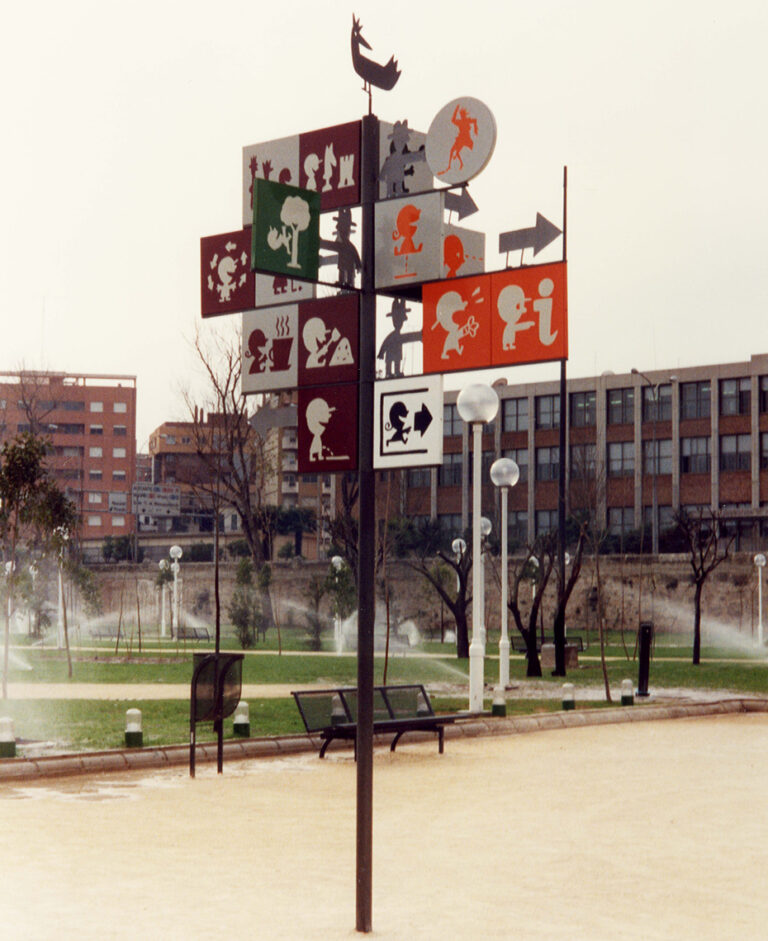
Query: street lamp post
755,553,766,646
479,516,491,649
457,383,500,713
54,527,69,650
170,545,183,639
158,559,169,639
331,555,344,653
490,458,520,689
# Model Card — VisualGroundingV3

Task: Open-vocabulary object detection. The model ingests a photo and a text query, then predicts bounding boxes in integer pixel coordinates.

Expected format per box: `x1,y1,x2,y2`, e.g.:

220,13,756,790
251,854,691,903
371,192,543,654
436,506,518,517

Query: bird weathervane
351,15,401,113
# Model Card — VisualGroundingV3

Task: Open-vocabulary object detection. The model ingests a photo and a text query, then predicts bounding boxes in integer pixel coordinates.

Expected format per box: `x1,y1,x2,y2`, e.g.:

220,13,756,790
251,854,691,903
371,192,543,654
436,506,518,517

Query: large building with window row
402,353,768,550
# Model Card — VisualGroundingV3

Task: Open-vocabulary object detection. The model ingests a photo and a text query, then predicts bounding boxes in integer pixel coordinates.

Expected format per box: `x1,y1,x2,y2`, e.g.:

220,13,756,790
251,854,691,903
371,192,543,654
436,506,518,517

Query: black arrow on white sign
498,212,562,257
413,403,433,435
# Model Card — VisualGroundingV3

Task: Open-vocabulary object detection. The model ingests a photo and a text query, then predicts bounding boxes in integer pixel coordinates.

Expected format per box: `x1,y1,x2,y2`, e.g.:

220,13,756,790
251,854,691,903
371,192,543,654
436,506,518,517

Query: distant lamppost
490,458,520,689
331,555,345,653
158,559,169,639
54,526,69,649
170,545,183,639
457,382,499,713
631,368,676,556
479,516,492,648
755,553,766,646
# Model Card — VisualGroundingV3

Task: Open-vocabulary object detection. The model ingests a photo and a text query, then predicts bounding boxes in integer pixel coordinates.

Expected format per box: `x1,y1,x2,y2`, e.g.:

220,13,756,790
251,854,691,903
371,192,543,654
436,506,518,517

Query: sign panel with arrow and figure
373,374,444,469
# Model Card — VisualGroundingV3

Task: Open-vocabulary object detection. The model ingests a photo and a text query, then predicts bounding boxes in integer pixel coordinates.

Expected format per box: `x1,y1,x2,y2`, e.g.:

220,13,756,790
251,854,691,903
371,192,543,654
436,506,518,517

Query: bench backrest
292,684,434,732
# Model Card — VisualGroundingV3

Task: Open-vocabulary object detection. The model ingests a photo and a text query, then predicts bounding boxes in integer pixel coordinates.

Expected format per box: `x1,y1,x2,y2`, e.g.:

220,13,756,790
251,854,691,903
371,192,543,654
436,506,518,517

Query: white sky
2,0,766,447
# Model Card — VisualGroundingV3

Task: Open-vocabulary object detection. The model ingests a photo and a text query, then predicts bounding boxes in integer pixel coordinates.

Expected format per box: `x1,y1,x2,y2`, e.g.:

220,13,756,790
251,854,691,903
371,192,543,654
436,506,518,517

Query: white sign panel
425,97,497,185
131,483,181,517
373,374,444,469
374,191,443,289
241,306,299,394
108,491,128,513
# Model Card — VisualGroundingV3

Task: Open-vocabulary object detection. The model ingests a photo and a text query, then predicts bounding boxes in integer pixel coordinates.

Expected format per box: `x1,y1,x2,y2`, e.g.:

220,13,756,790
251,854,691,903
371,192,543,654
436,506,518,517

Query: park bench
292,684,457,758
511,634,586,653
177,626,211,642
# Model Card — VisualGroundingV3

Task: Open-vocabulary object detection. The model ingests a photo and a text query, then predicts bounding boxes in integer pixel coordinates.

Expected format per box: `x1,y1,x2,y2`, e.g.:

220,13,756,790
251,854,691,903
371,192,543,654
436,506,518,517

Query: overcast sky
2,0,766,447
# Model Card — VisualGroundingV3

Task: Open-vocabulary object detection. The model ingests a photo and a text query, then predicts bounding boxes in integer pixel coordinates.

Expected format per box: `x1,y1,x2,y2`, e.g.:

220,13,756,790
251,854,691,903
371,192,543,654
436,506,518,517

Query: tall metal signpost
199,16,567,933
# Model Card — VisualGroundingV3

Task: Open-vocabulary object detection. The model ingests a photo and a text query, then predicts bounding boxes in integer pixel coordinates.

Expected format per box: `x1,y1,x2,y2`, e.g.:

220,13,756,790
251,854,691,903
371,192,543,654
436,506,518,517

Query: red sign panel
422,261,568,373
297,294,359,387
298,384,357,473
200,229,254,318
299,121,361,210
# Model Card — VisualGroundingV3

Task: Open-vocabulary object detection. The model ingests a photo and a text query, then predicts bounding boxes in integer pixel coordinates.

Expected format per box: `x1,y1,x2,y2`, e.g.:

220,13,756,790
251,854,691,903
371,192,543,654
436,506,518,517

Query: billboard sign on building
131,482,181,517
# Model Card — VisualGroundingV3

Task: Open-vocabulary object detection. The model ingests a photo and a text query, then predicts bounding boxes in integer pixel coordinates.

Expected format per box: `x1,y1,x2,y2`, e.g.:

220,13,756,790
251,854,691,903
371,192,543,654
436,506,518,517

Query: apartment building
403,353,768,551
0,371,137,547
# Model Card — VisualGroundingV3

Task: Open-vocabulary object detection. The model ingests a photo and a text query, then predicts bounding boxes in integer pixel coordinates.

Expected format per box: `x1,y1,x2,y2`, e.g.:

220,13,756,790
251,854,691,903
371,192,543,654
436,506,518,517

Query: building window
719,434,751,471
502,397,528,433
90,401,103,413
407,467,431,488
87,515,102,527
608,506,634,537
113,425,127,437
607,441,634,477
570,443,597,479
760,377,768,413
607,388,634,425
720,378,750,416
443,403,462,437
112,515,126,528
89,446,103,458
61,400,85,412
535,395,560,430
570,390,596,427
642,439,672,475
508,510,528,544
113,470,127,481
680,436,710,474
88,492,102,504
680,381,710,420
641,384,672,422
535,509,558,535
535,446,560,482
761,432,768,470
114,402,127,413
502,447,528,482
438,452,463,487
89,469,103,480
89,425,103,435
113,447,127,459
438,513,463,538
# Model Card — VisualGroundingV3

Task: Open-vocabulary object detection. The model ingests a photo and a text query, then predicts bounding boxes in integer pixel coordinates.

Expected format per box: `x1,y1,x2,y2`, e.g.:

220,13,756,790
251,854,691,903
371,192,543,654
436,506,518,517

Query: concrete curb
1,698,766,783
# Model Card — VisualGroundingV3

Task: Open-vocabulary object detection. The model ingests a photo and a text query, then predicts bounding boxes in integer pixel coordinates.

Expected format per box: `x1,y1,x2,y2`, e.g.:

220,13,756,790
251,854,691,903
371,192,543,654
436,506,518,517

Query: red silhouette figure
392,204,422,256
440,105,478,176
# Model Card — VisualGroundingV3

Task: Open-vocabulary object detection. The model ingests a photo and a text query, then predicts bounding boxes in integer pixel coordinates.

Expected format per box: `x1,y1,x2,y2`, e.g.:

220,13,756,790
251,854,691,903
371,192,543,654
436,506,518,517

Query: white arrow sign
373,374,444,469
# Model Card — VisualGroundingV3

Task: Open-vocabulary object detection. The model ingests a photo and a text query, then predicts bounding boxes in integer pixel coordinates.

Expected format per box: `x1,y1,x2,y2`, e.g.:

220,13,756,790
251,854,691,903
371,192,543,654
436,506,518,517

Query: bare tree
184,327,276,631
674,507,736,665
507,536,555,678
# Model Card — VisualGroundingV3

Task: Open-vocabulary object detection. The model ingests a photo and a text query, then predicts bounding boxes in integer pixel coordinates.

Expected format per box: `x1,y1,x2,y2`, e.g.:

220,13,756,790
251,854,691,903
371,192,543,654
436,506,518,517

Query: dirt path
2,714,767,939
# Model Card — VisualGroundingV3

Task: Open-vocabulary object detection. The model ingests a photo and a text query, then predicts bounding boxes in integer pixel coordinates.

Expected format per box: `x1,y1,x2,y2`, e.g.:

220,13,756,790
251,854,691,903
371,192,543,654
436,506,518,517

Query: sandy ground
2,714,768,940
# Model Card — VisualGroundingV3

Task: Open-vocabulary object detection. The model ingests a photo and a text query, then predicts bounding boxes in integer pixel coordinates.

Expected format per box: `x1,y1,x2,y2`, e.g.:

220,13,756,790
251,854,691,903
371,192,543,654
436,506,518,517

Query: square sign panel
243,134,300,226
422,275,492,374
251,178,320,282
297,294,359,388
299,121,361,210
490,262,568,366
255,272,315,309
375,191,443,289
374,374,443,469
298,384,357,473
201,229,254,318
241,306,299,395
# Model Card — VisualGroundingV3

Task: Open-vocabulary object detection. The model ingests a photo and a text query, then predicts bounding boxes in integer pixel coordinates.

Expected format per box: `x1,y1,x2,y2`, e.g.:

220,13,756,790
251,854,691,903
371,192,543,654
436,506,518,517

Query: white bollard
124,708,143,748
562,683,575,711
621,678,634,706
233,701,251,737
491,686,507,717
0,717,16,758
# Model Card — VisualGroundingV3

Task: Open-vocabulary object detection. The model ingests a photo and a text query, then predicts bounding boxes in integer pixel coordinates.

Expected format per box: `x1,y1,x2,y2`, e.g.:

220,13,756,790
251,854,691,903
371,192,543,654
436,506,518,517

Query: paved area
2,711,768,939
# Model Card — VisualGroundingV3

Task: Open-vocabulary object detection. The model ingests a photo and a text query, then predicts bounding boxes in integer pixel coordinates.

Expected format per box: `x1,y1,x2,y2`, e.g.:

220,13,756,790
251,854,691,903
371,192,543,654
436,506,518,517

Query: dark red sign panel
298,384,357,473
297,294,359,387
299,121,361,210
200,229,254,318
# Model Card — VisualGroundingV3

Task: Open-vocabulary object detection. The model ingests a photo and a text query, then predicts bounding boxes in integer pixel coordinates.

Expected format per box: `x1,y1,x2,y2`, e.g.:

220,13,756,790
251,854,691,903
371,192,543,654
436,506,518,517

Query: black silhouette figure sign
377,298,421,378
385,401,410,445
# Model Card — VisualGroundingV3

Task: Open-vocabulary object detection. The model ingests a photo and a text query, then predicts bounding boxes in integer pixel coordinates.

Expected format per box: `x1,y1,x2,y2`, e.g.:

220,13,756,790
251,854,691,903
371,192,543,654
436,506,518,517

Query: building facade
0,371,137,549
403,353,768,551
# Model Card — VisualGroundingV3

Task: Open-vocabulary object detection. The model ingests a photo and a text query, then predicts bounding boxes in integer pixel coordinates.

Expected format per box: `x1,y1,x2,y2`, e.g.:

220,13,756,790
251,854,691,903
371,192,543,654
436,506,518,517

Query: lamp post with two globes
490,458,520,689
